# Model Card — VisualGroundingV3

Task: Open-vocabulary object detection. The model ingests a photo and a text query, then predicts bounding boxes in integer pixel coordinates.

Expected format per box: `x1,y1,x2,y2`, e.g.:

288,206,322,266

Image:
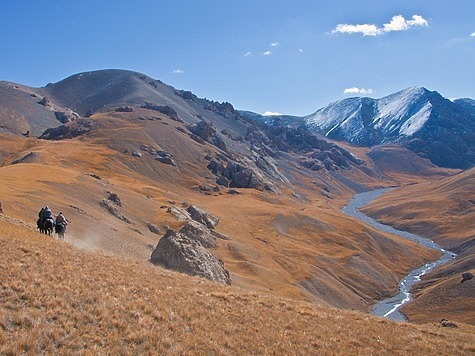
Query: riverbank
342,188,454,321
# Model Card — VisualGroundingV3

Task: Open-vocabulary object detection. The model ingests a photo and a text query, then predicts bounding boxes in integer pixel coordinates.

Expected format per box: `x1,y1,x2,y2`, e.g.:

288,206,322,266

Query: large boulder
180,220,229,248
151,229,231,285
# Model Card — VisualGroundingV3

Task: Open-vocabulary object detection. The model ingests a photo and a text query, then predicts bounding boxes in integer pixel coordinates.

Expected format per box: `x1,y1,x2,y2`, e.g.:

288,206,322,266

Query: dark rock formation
141,103,180,121
39,119,95,140
244,122,364,173
216,176,230,187
150,229,231,284
155,151,176,166
204,101,238,119
115,106,134,112
147,223,161,235
207,159,264,189
54,111,77,123
187,205,219,230
37,97,51,107
175,90,197,101
179,221,220,248
107,192,122,206
461,272,473,283
187,121,227,151
440,318,458,328
99,199,132,223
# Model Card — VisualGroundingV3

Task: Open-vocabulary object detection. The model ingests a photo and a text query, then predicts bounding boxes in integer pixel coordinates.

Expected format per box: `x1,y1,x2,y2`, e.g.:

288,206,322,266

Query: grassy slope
0,124,441,313
362,169,475,324
1,219,474,354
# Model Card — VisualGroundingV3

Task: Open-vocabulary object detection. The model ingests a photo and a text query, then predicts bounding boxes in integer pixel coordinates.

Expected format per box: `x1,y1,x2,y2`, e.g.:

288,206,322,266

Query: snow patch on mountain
399,101,432,136
306,97,363,131
373,87,432,135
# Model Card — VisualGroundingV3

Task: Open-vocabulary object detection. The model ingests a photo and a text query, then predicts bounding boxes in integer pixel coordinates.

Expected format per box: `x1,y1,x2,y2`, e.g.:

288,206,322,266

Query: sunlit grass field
1,219,474,354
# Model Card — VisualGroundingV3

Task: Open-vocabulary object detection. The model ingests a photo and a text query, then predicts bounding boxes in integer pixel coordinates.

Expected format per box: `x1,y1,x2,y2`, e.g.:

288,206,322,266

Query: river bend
341,188,454,322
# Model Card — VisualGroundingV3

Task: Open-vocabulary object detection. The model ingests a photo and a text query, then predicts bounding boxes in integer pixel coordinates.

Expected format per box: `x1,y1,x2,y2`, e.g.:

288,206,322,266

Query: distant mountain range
1,70,474,169
242,88,475,169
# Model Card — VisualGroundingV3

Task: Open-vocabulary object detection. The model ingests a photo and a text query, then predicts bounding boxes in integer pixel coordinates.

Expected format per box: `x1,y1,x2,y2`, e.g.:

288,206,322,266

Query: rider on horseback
37,206,55,235
55,211,68,226
55,211,68,238
44,206,53,220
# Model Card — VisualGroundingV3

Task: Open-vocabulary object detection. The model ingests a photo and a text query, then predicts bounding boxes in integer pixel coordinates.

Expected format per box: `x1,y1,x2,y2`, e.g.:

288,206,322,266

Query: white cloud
344,87,374,95
263,111,282,116
384,15,428,32
471,32,475,38
172,69,184,74
332,14,428,37
333,23,381,37
244,51,252,57
263,51,272,56
270,41,280,47
298,48,305,54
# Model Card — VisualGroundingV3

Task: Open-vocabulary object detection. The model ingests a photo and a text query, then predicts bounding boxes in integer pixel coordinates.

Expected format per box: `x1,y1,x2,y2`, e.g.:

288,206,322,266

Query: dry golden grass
1,220,474,354
0,121,453,317
362,168,474,248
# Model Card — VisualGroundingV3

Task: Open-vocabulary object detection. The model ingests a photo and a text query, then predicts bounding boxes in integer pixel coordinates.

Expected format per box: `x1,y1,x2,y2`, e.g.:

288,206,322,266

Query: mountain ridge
244,86,475,169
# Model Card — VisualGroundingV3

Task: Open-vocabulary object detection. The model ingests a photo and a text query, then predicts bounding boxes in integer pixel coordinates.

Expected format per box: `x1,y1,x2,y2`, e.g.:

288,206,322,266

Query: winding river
341,188,455,322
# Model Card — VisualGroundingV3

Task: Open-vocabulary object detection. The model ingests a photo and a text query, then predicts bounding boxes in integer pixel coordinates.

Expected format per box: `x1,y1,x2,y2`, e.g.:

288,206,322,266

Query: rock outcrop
186,205,219,230
115,106,134,112
39,119,95,140
151,228,231,284
180,221,219,248
207,159,269,190
141,103,180,121
155,151,176,166
440,318,458,328
187,121,227,151
99,199,132,224
147,223,161,235
461,272,473,283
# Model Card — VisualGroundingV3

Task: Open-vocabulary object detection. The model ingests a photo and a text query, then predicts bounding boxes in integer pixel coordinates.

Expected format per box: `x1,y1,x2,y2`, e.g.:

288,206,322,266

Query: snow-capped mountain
306,88,437,145
303,87,475,168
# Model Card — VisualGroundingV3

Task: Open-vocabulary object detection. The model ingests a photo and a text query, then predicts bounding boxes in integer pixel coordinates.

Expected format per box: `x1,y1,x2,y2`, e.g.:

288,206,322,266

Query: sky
0,1,474,116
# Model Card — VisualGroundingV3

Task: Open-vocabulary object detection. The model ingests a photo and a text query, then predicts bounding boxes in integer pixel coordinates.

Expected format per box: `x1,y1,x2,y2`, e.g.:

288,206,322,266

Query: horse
55,222,67,239
37,218,55,236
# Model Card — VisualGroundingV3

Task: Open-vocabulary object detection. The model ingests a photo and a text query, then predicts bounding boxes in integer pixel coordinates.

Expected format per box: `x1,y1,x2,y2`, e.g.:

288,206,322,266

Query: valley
0,69,474,351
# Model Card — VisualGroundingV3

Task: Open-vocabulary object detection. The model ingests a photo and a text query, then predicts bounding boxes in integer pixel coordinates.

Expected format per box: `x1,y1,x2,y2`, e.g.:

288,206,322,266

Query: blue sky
0,1,474,116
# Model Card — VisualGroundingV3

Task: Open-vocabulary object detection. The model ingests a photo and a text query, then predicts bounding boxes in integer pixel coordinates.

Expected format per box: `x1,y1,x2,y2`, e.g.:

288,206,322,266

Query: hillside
0,69,473,328
1,219,474,354
362,169,475,324
0,124,440,312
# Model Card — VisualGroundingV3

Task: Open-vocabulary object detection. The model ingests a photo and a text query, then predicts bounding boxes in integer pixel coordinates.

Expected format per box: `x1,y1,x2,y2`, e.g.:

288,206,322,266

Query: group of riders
37,206,69,238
